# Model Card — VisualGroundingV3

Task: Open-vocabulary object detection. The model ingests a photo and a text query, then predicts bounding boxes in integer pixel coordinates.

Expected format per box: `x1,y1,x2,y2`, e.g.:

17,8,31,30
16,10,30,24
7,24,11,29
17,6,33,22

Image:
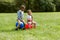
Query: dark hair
20,5,25,9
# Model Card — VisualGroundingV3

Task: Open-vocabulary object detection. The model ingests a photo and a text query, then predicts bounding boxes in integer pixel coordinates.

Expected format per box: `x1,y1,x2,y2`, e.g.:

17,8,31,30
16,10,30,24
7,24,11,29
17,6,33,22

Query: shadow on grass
0,29,25,32
0,29,15,32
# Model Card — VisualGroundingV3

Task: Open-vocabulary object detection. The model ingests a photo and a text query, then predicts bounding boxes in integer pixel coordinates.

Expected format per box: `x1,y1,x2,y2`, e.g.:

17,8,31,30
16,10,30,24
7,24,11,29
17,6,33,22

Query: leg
32,21,36,28
15,20,21,30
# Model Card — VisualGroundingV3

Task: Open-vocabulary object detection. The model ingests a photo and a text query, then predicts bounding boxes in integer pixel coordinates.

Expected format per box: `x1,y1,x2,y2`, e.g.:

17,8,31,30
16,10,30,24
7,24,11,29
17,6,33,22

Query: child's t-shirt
17,10,24,21
27,15,32,22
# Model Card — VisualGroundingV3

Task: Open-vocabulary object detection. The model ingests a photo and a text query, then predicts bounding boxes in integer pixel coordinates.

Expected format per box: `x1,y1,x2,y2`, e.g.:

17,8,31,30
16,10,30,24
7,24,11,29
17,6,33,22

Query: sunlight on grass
0,12,60,40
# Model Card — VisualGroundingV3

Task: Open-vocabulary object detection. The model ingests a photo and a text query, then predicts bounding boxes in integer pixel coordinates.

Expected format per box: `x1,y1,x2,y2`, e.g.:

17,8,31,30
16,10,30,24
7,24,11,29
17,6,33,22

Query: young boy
27,10,36,28
15,5,26,30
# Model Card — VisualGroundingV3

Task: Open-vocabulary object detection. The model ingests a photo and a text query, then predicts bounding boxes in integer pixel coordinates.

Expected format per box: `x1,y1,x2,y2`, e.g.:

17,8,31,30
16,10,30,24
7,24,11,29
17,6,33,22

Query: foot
15,28,18,30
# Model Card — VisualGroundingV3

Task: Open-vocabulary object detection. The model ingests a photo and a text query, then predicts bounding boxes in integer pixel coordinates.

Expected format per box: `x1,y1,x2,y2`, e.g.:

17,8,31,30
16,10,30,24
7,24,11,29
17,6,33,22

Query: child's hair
27,9,33,19
27,9,32,15
20,5,25,9
27,9,32,13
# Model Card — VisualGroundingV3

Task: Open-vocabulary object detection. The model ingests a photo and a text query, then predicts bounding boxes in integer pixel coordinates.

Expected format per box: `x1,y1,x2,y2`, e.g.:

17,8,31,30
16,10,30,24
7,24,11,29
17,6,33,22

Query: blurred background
0,0,60,12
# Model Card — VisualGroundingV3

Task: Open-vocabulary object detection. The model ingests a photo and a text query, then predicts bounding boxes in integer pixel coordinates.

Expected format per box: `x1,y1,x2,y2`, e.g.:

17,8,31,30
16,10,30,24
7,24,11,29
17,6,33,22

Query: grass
0,12,60,40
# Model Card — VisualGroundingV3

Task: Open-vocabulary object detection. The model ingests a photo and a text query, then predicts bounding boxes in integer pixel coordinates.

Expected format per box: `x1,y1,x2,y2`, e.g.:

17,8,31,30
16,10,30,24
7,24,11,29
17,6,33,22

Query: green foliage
0,0,60,12
33,0,56,12
15,0,24,7
0,0,14,3
0,1,17,13
53,0,60,11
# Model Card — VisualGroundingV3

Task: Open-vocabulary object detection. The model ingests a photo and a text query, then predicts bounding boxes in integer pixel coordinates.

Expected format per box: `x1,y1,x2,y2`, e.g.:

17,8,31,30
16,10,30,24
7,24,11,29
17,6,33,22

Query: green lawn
0,12,60,40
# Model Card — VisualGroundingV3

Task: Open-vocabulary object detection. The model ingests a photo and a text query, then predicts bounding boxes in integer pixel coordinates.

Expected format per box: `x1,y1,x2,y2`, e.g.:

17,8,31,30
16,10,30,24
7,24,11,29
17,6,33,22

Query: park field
0,12,60,40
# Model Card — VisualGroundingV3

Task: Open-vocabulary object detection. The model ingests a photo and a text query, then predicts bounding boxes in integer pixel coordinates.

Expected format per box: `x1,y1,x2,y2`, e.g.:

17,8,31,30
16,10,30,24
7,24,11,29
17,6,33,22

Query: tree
53,0,60,11
31,0,56,12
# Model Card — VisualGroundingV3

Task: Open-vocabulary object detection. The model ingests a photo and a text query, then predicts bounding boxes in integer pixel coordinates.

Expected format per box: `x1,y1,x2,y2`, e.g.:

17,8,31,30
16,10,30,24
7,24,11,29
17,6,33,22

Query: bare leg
33,23,36,28
32,21,36,28
15,24,20,30
15,20,21,30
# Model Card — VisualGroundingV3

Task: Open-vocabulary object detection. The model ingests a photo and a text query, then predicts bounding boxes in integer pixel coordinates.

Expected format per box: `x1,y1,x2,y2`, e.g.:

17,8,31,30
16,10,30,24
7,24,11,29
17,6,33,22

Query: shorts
18,18,22,22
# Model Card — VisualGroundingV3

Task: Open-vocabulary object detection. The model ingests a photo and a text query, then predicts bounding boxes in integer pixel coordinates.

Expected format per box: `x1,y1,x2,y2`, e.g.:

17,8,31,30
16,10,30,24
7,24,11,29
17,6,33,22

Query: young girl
26,10,36,28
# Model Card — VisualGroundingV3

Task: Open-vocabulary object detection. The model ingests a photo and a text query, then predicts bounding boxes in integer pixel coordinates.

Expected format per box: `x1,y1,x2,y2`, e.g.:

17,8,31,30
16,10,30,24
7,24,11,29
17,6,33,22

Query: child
15,5,26,30
26,10,36,28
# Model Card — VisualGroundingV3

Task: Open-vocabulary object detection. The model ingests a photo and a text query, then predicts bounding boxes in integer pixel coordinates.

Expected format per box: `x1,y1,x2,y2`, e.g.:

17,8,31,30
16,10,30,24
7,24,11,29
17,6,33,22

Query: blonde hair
27,9,33,20
27,9,32,13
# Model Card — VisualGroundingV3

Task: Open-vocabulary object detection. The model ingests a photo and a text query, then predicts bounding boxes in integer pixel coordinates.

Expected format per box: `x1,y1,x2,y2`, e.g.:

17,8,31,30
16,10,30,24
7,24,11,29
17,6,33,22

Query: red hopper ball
25,23,32,29
25,24,29,29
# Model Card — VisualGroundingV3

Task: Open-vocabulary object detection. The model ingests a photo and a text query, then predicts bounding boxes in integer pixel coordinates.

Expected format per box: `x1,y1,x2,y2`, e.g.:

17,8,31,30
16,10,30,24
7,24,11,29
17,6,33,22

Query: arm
31,15,33,21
